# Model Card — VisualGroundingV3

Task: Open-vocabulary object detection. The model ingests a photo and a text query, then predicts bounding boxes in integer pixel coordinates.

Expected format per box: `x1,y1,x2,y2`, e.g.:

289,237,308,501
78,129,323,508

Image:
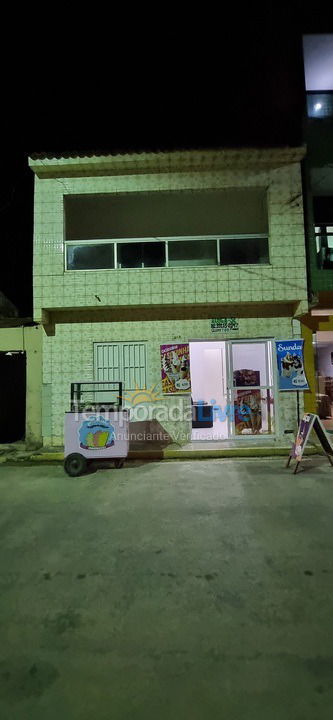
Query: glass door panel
231,341,272,387
229,340,275,437
233,387,274,435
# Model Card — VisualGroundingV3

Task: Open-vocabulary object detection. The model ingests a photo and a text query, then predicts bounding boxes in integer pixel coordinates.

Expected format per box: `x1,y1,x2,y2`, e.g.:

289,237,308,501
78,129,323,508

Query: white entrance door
189,341,228,440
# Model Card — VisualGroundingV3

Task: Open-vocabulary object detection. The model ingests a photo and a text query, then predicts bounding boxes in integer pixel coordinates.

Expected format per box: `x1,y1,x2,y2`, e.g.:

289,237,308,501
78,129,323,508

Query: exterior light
314,102,322,111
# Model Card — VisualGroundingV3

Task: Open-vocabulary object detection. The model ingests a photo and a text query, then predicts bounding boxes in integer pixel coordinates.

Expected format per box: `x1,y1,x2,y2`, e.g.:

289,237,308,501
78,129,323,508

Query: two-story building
29,147,308,448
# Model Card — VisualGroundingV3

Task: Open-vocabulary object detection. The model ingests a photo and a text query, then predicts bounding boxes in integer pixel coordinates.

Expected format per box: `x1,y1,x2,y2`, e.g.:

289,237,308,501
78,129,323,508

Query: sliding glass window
66,243,114,270
117,241,165,268
65,235,269,271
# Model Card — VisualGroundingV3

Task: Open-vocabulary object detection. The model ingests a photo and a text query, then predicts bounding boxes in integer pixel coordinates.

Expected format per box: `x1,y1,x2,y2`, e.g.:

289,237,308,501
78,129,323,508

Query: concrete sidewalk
0,439,323,464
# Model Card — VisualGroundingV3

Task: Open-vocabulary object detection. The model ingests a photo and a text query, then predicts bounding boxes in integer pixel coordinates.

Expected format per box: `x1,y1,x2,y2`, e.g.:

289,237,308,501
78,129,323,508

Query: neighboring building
301,34,333,427
0,290,18,318
29,147,308,447
0,313,42,447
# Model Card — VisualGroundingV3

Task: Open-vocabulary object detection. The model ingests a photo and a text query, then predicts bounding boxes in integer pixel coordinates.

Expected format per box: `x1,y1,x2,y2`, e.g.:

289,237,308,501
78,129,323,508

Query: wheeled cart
64,381,129,476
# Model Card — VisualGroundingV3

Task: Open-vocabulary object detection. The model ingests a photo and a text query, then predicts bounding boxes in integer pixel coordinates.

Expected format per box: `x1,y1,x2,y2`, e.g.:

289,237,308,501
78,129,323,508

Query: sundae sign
160,343,191,394
275,340,309,391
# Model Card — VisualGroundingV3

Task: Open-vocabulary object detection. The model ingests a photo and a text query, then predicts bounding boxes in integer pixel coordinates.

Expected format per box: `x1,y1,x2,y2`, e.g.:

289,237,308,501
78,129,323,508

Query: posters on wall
160,343,191,394
276,340,309,391
160,336,309,397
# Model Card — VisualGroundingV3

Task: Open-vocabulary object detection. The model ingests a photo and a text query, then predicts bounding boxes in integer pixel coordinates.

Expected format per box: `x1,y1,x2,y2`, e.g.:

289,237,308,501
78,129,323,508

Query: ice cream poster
160,344,191,394
290,413,315,460
79,416,115,450
276,340,309,391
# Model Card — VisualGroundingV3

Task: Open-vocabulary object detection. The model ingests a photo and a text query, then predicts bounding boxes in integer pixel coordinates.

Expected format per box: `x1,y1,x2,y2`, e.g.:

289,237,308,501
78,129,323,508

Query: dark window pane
168,239,217,266
313,197,333,225
220,237,269,265
117,243,142,268
143,242,165,267
315,226,333,269
67,244,114,270
117,242,165,268
307,92,333,119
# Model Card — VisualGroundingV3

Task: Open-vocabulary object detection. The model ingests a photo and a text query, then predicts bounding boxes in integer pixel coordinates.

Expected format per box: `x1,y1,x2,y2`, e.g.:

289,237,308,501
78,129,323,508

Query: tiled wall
42,315,301,446
33,163,308,320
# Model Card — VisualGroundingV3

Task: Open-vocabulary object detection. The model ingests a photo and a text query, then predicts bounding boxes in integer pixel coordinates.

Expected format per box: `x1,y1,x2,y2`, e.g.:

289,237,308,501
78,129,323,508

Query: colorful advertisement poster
160,343,191,394
290,413,315,461
79,416,115,450
276,340,309,391
234,389,262,435
287,413,333,472
290,413,333,462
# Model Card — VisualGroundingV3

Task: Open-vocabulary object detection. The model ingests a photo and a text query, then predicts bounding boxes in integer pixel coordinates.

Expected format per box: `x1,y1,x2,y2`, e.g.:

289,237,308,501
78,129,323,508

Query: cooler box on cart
64,381,129,476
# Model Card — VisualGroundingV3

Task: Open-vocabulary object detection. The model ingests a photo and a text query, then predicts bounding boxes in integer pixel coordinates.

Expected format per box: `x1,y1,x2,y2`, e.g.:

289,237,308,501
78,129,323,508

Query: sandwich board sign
286,413,333,474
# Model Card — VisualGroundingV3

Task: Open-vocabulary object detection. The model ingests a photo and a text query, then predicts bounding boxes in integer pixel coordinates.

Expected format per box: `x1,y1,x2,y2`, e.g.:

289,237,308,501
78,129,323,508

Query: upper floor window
315,226,333,269
66,235,269,270
314,196,333,269
64,189,269,270
307,91,333,119
67,243,115,270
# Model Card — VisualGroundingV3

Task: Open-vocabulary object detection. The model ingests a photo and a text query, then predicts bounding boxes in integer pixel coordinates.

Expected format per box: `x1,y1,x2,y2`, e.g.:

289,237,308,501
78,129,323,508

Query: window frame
65,234,270,272
227,338,277,439
315,225,333,269
65,239,116,272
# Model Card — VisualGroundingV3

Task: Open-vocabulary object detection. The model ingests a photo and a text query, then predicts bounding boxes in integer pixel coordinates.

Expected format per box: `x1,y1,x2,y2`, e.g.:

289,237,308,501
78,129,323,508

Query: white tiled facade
29,149,308,446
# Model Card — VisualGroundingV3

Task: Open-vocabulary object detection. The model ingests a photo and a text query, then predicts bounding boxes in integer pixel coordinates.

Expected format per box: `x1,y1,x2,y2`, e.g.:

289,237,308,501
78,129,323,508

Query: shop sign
160,343,191,394
211,318,239,333
275,340,309,391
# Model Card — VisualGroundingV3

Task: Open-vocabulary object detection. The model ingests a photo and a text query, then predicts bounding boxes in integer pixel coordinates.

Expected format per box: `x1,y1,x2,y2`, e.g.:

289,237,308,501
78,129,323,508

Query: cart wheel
64,453,87,477
114,459,124,469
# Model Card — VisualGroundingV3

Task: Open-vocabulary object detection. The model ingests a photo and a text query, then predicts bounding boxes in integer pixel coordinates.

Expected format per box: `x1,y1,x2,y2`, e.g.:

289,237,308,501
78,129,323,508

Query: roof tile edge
28,146,307,177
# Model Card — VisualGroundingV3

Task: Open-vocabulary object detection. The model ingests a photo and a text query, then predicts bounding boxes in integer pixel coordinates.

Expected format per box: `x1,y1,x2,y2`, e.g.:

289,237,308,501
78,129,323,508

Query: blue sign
276,340,309,391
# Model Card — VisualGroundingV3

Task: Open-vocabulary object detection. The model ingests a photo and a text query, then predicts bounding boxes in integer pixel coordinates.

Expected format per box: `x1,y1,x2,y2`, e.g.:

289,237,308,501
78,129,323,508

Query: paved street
0,458,333,719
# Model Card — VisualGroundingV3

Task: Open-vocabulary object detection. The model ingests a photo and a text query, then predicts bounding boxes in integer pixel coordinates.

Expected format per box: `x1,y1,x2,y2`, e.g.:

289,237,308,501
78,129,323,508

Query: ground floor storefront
41,313,303,448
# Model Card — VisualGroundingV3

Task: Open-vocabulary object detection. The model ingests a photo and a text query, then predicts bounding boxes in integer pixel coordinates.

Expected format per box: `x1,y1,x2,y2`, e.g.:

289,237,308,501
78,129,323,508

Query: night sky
0,7,328,317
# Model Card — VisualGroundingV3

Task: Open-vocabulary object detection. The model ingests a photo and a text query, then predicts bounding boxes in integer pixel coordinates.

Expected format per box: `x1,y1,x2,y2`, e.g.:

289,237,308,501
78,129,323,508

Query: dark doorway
0,351,26,443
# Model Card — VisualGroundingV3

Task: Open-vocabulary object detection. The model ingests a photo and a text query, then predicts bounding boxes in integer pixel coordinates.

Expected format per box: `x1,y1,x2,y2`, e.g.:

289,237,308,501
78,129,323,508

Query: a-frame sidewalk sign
286,413,333,474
